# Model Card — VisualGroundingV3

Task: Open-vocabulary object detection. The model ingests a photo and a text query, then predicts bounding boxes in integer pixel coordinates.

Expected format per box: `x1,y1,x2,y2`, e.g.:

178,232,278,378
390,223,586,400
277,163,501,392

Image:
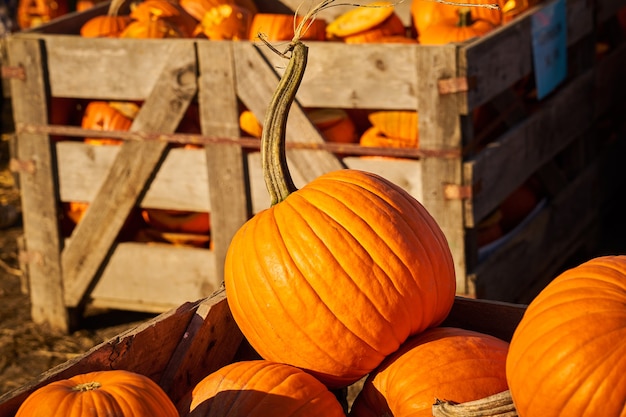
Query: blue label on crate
531,0,567,100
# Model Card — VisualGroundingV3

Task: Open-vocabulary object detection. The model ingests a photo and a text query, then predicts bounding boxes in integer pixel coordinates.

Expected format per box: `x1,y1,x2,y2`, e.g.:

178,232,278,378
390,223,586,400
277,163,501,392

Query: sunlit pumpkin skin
341,12,406,43
141,208,211,234
195,3,252,40
326,0,395,38
15,370,178,417
307,108,358,144
82,101,133,145
177,360,346,417
411,0,503,36
180,0,258,21
239,109,264,137
419,8,495,44
248,13,327,41
130,0,198,37
506,255,626,417
120,16,185,38
80,14,133,37
360,126,418,149
368,110,418,143
17,0,68,29
350,327,509,417
225,167,456,388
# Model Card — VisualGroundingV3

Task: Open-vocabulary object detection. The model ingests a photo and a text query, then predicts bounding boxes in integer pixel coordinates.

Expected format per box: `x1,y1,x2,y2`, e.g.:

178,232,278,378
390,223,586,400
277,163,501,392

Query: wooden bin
3,0,626,332
0,290,528,417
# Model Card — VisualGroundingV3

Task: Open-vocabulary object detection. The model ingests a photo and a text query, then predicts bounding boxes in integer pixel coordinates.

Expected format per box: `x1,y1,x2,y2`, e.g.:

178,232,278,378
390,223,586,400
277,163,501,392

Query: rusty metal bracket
1,65,26,81
438,76,477,95
9,158,36,174
444,181,482,200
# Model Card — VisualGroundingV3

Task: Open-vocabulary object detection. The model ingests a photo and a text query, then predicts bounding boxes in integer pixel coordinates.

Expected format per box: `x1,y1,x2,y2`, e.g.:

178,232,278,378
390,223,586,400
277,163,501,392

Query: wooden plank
463,0,594,111
89,243,218,312
56,142,211,211
61,41,198,308
415,45,468,294
258,41,419,110
30,34,196,101
465,70,594,227
593,41,626,120
197,41,249,282
159,288,244,405
596,0,626,24
6,37,69,332
0,297,202,417
473,134,626,302
233,42,344,185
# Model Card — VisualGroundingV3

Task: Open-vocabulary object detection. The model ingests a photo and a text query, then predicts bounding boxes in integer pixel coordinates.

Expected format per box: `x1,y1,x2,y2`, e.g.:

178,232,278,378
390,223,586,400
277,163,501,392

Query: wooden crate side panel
593,41,626,120
473,134,626,302
464,0,594,111
0,297,203,417
6,37,69,332
89,243,218,313
28,34,196,101
56,142,211,211
466,69,594,226
258,41,419,110
596,0,626,23
60,41,198,308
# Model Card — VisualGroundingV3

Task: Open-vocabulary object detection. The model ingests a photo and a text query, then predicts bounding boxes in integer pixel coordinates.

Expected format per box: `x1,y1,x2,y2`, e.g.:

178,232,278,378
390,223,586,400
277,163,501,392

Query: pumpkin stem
260,40,308,205
73,381,102,392
432,390,517,417
457,7,474,26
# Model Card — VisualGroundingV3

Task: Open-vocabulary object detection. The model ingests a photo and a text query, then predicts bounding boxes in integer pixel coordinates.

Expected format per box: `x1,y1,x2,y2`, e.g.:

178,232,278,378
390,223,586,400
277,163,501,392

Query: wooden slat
462,0,594,111
595,0,626,24
6,37,70,332
61,42,198,308
197,41,249,282
465,70,594,226
593,41,626,120
233,42,344,185
257,41,419,110
89,243,218,312
415,45,467,294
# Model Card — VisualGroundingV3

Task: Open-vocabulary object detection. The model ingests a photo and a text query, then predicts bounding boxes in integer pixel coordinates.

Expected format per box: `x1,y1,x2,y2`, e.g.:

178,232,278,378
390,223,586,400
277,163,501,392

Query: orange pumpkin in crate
248,13,327,41
129,0,198,37
239,109,263,138
15,370,178,417
341,12,406,43
194,3,253,40
141,209,211,234
419,7,495,44
326,0,396,39
350,327,509,417
307,108,358,144
80,0,132,37
81,101,133,146
180,0,258,21
17,0,68,29
411,0,503,37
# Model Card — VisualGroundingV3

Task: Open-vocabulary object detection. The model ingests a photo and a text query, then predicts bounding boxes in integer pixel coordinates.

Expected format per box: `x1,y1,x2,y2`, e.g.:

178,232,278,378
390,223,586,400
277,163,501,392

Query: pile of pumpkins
75,0,531,43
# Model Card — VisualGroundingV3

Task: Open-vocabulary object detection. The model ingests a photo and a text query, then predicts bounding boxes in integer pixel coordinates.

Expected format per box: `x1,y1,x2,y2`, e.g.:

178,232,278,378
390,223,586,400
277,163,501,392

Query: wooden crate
3,0,626,332
0,291,528,417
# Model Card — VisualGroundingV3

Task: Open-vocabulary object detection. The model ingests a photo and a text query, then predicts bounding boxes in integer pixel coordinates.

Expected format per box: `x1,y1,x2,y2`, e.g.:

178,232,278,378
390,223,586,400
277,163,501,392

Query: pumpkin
249,13,327,41
141,209,211,234
506,255,626,417
15,370,178,417
194,3,253,40
419,7,495,45
80,14,132,37
350,327,510,417
341,12,406,43
307,108,358,144
81,101,133,146
411,0,503,36
180,0,258,21
177,360,346,417
120,17,185,38
359,126,418,149
326,0,395,39
224,39,456,388
17,0,68,29
129,0,198,37
368,110,418,143
239,109,264,137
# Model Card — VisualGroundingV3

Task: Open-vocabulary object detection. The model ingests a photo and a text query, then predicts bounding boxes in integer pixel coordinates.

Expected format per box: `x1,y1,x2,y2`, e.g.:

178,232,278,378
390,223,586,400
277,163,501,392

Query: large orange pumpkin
81,101,133,145
350,327,510,417
248,13,327,41
506,255,626,417
411,0,503,37
177,360,346,417
224,40,456,388
15,370,178,417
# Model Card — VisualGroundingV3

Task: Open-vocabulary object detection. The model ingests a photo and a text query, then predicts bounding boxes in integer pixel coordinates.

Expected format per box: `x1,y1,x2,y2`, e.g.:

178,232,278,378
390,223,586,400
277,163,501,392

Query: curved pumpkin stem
432,390,517,416
457,7,475,26
261,40,308,206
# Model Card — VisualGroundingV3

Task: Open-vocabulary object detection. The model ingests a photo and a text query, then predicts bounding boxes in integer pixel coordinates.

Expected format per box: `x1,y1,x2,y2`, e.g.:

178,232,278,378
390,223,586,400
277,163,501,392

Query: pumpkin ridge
283,190,415,348
307,173,454,332
276,196,397,363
